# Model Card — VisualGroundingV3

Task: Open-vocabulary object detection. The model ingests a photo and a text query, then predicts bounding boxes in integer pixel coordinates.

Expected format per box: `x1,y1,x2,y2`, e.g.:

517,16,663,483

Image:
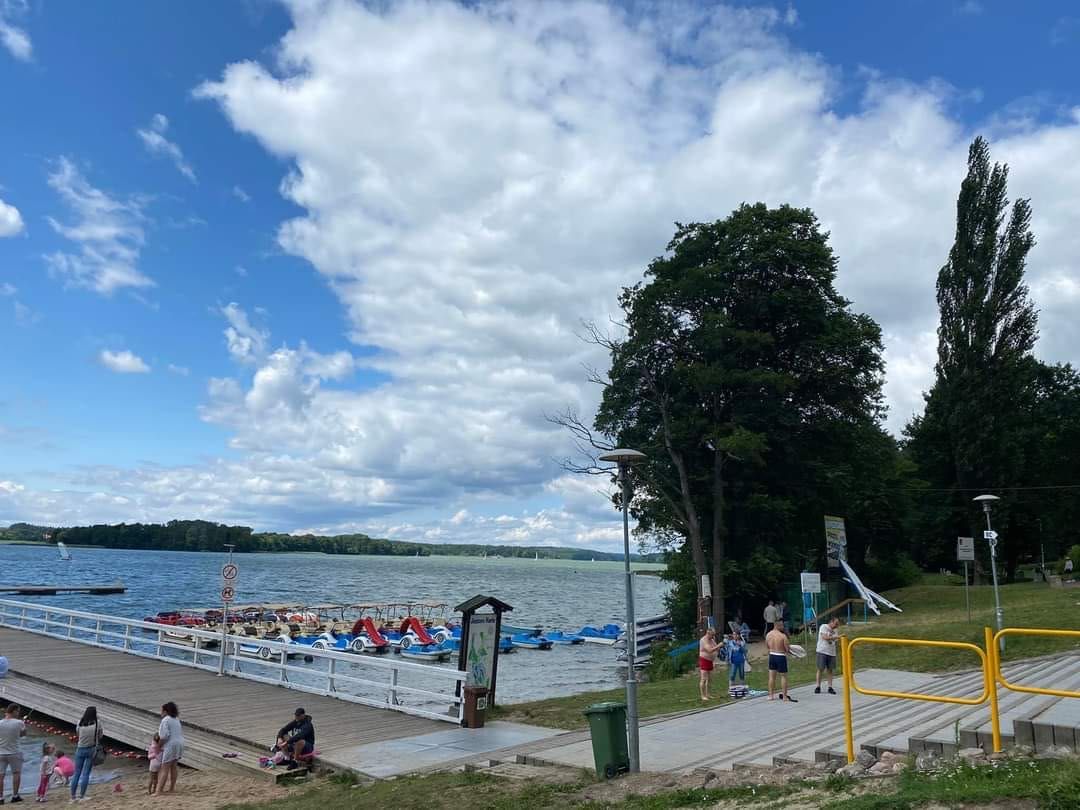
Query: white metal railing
0,599,464,724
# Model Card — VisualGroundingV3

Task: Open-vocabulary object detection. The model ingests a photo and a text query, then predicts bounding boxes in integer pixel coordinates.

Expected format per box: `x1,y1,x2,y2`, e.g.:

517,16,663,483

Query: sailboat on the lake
57,542,72,562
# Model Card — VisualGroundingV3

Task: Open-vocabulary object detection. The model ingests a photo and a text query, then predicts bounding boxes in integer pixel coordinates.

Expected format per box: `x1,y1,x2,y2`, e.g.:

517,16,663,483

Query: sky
2,0,1080,552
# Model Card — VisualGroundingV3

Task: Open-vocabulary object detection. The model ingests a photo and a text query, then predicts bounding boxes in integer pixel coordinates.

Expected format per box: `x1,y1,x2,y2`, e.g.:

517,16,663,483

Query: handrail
846,636,990,705
842,633,1000,763
992,627,1080,699
815,598,866,624
0,599,465,724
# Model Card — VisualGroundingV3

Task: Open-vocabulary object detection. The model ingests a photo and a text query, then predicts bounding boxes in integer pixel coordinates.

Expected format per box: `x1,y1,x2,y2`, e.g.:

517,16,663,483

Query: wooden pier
0,625,447,778
0,599,469,779
0,582,126,595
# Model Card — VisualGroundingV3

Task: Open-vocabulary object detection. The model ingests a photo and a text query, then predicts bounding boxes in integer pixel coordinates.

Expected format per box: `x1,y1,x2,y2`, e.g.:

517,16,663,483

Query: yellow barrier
992,628,1080,699
842,633,999,762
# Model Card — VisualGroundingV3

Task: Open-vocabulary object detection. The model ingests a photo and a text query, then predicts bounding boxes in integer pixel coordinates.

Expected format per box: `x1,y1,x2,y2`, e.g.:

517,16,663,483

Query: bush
865,552,924,592
647,639,698,681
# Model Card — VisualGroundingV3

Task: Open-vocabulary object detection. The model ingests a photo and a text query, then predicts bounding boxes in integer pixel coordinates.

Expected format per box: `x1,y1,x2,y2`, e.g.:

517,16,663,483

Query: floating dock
0,582,126,595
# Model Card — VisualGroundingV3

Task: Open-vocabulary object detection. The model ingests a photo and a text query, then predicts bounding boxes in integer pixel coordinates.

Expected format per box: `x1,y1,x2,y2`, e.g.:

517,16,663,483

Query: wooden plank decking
0,626,445,774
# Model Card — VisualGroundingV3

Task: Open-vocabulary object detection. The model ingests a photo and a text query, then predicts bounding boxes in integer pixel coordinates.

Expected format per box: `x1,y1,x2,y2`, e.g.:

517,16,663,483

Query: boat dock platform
0,598,560,780
0,582,126,595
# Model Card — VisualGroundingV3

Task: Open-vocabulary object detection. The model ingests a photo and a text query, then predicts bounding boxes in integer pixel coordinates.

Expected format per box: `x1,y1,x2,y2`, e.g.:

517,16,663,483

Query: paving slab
530,669,931,773
332,721,564,777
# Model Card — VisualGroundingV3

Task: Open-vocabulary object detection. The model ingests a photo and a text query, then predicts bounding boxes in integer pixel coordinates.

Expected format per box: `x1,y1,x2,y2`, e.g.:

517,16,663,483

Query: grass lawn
494,578,1080,730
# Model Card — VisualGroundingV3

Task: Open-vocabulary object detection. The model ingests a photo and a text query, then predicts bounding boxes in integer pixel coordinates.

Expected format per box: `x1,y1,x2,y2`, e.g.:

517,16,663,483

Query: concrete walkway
527,669,928,772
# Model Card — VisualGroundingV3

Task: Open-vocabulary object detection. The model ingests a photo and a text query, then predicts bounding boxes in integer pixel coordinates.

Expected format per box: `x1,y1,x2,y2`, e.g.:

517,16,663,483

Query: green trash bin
583,701,629,778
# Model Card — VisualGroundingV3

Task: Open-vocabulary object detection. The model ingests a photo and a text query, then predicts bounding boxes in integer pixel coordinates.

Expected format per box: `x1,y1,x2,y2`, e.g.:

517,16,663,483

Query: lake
0,545,669,703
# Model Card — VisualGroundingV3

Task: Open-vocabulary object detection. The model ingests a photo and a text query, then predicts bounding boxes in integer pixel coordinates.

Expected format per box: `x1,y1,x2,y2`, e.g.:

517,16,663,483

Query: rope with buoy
22,716,146,759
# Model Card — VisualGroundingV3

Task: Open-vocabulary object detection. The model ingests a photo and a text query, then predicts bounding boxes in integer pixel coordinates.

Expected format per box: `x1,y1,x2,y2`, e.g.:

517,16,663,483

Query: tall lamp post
599,447,646,773
974,494,1004,651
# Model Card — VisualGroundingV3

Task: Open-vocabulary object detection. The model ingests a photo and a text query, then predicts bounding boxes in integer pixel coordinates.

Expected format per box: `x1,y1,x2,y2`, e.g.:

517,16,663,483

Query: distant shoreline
2,540,667,567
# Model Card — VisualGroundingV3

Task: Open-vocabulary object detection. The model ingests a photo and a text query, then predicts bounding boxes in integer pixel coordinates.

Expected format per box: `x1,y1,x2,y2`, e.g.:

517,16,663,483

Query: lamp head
598,448,646,465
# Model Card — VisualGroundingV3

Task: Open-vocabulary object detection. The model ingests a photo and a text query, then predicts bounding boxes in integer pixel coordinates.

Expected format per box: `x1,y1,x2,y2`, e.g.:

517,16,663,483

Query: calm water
0,545,668,703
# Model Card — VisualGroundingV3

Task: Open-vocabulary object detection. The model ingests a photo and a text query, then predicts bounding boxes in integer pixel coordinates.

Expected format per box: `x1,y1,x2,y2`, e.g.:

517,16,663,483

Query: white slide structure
839,558,880,615
864,586,903,613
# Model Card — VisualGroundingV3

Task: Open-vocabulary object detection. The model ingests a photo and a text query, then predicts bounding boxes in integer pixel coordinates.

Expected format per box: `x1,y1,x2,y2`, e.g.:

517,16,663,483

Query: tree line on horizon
0,519,660,562
557,136,1080,636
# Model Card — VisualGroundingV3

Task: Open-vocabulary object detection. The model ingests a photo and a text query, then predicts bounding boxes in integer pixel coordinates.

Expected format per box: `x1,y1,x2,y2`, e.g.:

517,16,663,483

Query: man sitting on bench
275,708,315,770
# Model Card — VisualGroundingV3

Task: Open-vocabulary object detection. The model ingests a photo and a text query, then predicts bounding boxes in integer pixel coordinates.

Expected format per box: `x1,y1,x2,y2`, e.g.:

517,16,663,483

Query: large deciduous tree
589,203,890,632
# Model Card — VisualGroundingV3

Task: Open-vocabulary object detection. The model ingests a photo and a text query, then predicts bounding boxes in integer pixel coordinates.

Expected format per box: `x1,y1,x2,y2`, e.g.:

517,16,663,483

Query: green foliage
904,137,1080,580
864,552,922,592
646,639,697,681
13,519,660,560
594,203,903,633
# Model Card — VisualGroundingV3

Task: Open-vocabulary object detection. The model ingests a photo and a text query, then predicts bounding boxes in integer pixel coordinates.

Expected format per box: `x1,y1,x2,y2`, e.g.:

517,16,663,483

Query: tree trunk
711,449,727,633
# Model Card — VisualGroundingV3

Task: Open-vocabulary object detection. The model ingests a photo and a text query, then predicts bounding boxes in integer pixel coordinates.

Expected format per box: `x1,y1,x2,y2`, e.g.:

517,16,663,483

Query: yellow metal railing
841,634,1000,762
991,628,1080,699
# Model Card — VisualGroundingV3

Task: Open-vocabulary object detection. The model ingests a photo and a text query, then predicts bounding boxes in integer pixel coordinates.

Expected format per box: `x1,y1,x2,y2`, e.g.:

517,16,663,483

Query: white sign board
800,572,822,594
465,612,498,689
983,530,998,541
957,537,975,562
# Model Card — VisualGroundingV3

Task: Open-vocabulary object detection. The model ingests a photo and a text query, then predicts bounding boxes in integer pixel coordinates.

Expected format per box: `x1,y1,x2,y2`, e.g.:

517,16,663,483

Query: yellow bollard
841,635,855,763
983,626,1002,753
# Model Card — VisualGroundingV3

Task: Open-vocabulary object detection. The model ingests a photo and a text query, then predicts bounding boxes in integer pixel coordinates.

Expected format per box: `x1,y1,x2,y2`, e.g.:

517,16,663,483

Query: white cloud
220,302,269,363
7,0,1080,542
0,0,31,61
0,195,23,236
0,282,14,296
167,364,191,376
99,349,151,374
136,113,197,183
13,300,38,326
43,158,153,295
955,1,983,15
232,185,251,202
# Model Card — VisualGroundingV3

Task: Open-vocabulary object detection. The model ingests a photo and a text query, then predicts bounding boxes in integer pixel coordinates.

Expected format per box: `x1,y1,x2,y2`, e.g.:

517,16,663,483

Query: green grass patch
221,771,589,810
844,580,1080,673
494,579,1079,730
822,757,1080,810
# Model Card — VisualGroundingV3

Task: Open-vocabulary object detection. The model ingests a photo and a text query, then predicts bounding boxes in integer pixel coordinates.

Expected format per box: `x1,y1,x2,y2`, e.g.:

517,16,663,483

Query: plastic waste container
583,701,629,778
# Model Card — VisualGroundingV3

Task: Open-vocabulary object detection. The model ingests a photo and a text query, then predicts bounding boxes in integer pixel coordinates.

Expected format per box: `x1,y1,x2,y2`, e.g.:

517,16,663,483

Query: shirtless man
698,627,721,701
766,620,797,702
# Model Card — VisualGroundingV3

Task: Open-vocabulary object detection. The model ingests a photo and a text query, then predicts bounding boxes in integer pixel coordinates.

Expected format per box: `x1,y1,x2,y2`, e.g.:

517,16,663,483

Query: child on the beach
51,750,73,786
36,741,55,802
147,733,162,794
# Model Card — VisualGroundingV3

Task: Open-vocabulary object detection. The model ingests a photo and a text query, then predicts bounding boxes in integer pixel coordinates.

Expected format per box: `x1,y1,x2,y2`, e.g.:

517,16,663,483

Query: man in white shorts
0,702,27,803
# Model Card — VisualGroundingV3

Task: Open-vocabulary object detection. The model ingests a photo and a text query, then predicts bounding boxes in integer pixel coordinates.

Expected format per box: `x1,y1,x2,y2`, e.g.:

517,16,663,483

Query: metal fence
0,599,465,724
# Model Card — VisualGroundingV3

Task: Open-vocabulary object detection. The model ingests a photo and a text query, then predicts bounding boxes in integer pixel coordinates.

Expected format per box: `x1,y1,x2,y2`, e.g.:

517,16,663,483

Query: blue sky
2,0,1079,549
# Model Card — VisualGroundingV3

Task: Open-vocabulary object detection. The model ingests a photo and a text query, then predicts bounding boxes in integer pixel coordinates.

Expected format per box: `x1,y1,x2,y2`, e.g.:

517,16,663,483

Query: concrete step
912,655,1080,755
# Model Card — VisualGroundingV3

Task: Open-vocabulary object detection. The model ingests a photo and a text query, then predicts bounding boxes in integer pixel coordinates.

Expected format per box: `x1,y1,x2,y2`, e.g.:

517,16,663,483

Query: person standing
158,702,184,794
766,621,797,702
697,628,721,702
70,706,103,801
725,631,747,686
1066,558,1074,577
815,617,840,694
36,741,56,802
0,702,27,803
762,600,779,637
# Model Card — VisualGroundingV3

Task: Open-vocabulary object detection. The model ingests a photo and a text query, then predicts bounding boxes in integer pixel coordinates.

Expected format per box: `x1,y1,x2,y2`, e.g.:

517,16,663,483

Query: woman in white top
70,706,103,801
157,702,184,794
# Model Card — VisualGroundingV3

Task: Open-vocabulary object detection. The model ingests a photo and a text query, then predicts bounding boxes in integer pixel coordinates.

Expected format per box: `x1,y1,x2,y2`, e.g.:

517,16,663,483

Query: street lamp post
599,447,646,773
974,495,1004,652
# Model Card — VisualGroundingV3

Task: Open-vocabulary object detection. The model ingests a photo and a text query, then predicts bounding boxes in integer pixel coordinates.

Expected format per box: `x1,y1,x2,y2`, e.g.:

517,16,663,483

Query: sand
39,770,289,809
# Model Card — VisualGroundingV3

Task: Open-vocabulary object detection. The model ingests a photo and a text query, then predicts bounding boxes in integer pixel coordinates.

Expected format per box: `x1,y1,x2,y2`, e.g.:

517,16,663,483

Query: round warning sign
221,563,239,581
221,585,236,603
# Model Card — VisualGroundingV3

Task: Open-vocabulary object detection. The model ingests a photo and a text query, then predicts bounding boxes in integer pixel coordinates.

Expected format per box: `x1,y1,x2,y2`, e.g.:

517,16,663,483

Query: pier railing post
94,619,101,645
67,615,74,639
389,668,399,705
279,649,288,683
123,624,131,651
328,658,337,693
